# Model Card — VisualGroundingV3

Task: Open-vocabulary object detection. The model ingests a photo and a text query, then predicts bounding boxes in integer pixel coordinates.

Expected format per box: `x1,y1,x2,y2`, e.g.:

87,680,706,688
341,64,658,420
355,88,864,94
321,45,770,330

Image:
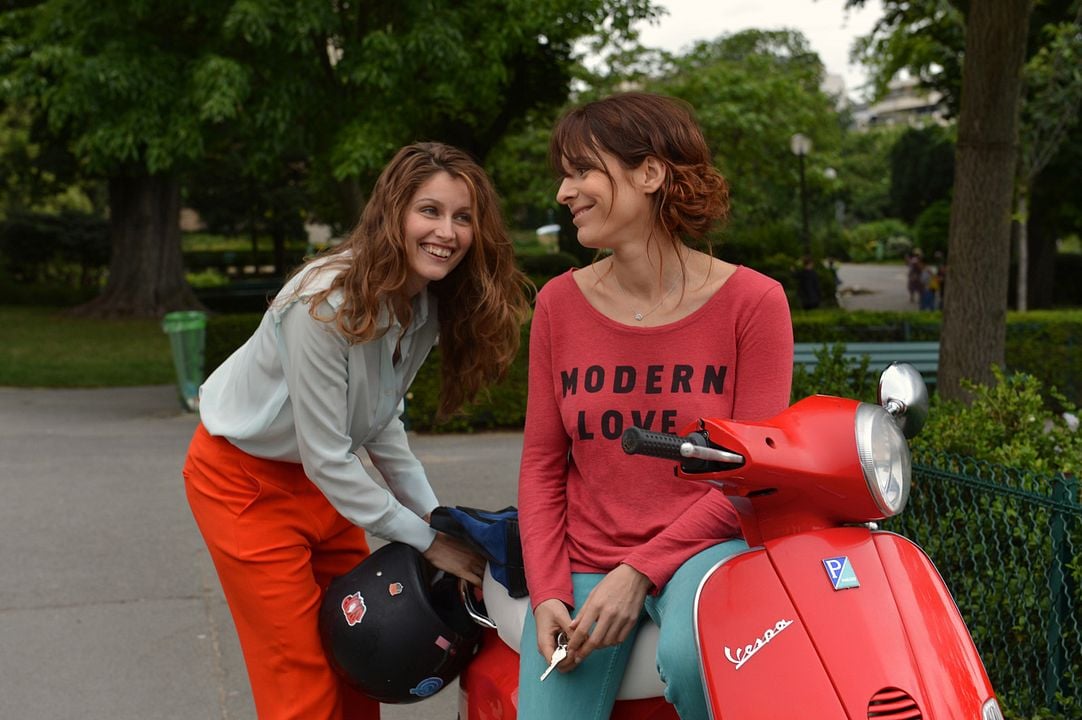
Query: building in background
850,77,947,129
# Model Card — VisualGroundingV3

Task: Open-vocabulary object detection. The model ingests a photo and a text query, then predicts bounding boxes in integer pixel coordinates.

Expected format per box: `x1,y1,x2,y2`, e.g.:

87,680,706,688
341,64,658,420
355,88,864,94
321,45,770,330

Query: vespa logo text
724,619,793,671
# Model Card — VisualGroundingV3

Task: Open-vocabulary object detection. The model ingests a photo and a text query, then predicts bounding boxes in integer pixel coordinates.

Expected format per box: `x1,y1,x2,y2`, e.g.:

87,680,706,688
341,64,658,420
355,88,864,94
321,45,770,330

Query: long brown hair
549,92,730,248
299,142,531,419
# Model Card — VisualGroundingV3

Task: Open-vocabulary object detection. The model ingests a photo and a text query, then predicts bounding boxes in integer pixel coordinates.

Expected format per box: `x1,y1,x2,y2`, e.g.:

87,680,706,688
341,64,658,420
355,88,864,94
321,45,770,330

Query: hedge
205,309,1082,433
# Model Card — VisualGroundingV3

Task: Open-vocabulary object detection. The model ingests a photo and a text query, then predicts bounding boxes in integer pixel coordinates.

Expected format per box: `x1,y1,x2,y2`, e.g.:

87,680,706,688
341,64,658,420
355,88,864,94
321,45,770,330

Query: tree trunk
71,174,202,318
939,0,1033,400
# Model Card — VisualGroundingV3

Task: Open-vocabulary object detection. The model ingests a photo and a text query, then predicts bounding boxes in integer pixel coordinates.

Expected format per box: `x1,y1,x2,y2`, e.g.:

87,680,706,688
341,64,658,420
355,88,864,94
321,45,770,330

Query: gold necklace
612,277,677,321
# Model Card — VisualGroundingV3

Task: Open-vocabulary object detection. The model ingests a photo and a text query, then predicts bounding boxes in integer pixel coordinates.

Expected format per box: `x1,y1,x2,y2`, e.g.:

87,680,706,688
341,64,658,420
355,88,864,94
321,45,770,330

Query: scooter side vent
867,687,922,719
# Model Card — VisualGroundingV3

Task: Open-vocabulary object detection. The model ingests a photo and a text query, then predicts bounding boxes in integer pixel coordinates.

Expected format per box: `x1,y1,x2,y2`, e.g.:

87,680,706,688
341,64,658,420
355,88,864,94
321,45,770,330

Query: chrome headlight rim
854,403,911,517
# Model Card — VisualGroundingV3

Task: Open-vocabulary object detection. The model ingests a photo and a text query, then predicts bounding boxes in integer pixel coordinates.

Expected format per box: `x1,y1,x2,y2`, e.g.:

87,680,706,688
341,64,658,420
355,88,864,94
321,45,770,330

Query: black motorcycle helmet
319,541,482,703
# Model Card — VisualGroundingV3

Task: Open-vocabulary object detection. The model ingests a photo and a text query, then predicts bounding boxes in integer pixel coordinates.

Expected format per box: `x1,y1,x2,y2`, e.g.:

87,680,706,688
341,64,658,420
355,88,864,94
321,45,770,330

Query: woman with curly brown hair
517,93,793,717
183,142,530,720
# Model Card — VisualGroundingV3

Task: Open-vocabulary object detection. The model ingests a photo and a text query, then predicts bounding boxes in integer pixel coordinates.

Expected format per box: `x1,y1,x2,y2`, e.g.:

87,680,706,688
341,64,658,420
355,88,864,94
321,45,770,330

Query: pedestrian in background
906,249,924,304
796,255,822,310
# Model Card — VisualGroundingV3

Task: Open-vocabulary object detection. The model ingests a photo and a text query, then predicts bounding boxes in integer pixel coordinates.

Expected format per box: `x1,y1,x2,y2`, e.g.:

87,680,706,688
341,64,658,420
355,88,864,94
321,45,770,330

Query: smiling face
403,171,475,296
556,151,654,249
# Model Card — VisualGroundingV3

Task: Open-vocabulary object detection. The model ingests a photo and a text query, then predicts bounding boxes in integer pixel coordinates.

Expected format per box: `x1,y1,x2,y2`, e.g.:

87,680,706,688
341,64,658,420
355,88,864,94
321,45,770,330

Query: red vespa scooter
458,363,1004,719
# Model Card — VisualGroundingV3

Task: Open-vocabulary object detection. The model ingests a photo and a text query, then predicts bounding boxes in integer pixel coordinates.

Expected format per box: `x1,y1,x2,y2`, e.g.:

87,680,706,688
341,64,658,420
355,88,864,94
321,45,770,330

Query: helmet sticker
409,677,444,697
389,582,404,596
341,592,367,626
435,635,451,650
822,556,860,590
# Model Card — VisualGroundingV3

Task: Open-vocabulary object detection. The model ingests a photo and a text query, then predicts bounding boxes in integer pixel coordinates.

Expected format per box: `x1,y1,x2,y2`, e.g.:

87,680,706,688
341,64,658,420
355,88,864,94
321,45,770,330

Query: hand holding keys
539,632,569,681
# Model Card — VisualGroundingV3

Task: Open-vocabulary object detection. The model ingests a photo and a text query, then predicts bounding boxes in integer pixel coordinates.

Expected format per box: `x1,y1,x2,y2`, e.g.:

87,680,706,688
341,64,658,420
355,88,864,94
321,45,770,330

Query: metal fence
885,451,1081,719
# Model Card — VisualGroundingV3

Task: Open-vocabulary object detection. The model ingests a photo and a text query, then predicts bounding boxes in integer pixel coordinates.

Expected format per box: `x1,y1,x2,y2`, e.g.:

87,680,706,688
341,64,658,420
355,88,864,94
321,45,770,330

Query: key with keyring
539,632,569,681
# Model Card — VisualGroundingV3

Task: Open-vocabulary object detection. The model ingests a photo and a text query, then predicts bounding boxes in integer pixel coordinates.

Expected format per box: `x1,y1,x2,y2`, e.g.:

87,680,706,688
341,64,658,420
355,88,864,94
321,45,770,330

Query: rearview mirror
878,363,929,439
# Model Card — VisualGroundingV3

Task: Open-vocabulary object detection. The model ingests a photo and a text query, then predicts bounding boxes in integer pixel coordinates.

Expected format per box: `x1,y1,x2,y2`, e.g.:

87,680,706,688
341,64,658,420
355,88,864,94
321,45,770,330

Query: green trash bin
162,310,207,412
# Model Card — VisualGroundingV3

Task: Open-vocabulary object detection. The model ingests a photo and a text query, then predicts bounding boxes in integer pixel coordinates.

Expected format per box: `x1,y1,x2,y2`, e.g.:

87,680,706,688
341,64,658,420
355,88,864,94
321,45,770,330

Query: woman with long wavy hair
183,142,530,720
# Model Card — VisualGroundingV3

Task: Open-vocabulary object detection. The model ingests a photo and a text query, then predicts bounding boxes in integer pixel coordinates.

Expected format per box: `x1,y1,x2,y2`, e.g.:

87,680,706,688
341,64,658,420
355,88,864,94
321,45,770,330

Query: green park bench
793,340,941,388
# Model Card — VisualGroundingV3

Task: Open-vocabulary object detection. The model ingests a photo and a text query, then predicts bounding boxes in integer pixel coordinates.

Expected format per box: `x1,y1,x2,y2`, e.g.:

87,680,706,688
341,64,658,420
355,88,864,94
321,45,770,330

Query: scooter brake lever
680,443,744,465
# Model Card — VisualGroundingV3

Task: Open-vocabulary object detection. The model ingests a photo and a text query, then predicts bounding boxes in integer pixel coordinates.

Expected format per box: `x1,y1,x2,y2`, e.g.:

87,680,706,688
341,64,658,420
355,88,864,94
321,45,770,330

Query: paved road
834,262,915,312
0,385,522,720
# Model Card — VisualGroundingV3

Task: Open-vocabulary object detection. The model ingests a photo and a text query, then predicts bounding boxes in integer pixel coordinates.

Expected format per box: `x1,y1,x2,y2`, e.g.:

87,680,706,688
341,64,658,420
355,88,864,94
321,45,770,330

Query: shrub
788,344,1081,477
913,366,1081,478
186,268,231,288
0,210,109,287
791,310,1082,407
842,219,912,262
517,251,580,280
204,313,262,375
1053,254,1082,307
203,314,532,433
203,303,1082,436
404,326,531,432
790,342,876,404
913,200,951,258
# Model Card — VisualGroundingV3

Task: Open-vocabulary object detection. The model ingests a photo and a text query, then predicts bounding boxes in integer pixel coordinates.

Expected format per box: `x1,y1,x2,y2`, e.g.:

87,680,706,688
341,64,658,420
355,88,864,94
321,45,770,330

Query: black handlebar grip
621,426,686,460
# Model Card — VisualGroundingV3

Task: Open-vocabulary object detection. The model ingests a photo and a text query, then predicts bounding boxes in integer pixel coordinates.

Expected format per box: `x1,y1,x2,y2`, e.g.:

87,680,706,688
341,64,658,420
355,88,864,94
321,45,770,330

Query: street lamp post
790,133,812,257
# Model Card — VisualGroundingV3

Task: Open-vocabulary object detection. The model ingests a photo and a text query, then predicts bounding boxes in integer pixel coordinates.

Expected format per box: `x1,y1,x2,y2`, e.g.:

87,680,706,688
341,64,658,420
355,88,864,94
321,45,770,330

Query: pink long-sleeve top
518,267,794,610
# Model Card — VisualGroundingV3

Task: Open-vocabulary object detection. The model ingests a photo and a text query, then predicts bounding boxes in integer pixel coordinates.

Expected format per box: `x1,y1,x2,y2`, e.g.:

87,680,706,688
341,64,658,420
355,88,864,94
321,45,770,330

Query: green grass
0,306,175,387
182,231,308,252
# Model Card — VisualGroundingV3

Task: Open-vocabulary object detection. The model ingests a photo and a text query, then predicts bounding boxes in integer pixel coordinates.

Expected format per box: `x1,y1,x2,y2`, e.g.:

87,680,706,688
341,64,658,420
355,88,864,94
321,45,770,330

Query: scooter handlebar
621,426,686,460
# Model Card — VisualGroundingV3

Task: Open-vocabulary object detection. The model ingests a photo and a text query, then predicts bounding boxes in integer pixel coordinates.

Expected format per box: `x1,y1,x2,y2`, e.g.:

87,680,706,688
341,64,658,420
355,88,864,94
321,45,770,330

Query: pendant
634,312,644,321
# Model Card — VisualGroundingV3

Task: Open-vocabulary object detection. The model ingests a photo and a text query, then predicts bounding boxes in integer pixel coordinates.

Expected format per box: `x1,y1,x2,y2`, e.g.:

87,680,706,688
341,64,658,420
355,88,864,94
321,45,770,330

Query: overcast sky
635,0,885,97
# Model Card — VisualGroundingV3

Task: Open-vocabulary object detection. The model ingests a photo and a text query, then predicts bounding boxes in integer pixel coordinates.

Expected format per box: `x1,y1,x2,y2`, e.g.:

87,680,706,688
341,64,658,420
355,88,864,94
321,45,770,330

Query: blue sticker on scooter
823,557,860,590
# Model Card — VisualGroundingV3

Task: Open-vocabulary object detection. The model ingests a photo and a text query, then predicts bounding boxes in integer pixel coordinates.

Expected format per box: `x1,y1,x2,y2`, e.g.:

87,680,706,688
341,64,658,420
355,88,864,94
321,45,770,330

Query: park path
0,385,521,720
835,262,915,312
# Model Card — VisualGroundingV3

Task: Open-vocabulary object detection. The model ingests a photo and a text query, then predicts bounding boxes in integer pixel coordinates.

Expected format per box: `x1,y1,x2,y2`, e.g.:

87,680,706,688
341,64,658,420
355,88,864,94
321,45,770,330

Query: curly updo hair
548,91,730,245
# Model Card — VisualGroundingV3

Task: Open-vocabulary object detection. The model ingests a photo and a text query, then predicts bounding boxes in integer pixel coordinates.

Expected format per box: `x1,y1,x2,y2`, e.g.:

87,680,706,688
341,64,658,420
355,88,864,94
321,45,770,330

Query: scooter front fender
696,527,994,718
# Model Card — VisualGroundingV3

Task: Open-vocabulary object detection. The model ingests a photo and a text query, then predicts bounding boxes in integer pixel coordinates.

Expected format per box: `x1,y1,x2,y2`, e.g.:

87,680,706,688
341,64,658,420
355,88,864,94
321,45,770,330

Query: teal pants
517,539,748,720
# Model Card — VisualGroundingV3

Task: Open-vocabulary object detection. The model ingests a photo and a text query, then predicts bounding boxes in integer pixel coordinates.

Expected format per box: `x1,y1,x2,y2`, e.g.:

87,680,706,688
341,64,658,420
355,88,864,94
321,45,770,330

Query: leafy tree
889,124,955,225
649,29,842,261
913,199,952,258
834,123,906,226
1029,121,1082,308
2,2,250,316
1013,8,1082,311
849,0,1082,321
0,105,100,217
848,0,1082,397
488,28,846,264
849,0,965,112
1,0,660,317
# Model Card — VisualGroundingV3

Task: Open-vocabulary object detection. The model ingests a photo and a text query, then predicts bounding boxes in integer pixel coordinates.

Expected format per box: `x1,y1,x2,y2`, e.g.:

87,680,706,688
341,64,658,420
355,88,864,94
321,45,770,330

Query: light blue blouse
199,261,441,551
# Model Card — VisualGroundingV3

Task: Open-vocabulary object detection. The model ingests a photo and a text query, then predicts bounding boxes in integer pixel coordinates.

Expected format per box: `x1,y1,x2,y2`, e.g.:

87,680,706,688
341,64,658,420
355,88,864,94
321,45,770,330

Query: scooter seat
481,565,667,700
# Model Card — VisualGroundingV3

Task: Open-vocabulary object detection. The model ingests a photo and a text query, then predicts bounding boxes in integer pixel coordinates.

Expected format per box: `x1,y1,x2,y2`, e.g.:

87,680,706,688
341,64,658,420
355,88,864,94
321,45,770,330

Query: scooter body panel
696,526,992,718
873,531,995,716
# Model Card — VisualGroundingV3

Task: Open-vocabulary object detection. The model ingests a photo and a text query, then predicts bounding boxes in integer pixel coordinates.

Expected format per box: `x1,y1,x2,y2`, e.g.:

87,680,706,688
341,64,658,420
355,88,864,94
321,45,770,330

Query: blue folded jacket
429,505,528,598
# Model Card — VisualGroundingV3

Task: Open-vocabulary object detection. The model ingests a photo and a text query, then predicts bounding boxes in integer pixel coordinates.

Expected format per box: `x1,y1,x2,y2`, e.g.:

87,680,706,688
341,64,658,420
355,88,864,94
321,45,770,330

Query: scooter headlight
855,403,911,517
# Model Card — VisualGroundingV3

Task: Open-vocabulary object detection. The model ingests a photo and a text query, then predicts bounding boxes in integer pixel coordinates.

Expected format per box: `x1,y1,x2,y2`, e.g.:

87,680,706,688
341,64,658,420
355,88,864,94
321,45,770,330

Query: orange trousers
183,423,380,720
